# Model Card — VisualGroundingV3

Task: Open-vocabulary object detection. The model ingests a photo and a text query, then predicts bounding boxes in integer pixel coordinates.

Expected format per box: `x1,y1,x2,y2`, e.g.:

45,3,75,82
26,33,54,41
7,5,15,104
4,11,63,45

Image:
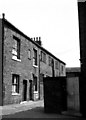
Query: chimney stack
34,37,42,46
31,37,42,46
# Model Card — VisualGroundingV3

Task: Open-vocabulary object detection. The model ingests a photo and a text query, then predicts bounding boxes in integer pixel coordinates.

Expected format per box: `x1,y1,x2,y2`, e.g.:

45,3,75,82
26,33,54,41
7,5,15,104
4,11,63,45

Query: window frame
12,36,20,60
55,60,59,69
61,65,64,74
12,74,20,94
28,49,31,59
41,51,46,63
48,56,52,66
33,48,37,66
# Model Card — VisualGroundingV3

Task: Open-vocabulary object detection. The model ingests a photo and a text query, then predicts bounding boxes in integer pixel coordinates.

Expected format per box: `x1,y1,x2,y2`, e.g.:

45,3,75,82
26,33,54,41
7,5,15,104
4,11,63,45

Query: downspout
2,13,5,106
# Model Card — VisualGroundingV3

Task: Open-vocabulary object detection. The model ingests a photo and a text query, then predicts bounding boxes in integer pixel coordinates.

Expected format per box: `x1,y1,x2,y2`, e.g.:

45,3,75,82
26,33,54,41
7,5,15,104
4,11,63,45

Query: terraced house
0,14,66,106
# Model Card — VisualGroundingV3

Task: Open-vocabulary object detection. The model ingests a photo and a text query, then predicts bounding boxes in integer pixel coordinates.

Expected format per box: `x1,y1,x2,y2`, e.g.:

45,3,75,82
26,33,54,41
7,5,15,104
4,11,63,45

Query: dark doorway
29,80,33,100
23,80,27,101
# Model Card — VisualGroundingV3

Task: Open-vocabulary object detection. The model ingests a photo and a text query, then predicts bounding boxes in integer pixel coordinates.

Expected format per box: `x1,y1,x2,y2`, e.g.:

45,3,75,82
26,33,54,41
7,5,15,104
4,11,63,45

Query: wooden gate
43,77,67,113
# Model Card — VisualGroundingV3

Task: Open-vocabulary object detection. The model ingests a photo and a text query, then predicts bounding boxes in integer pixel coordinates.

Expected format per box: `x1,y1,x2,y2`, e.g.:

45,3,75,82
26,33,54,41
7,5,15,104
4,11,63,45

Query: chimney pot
2,13,5,19
36,37,38,41
39,37,41,41
34,37,35,41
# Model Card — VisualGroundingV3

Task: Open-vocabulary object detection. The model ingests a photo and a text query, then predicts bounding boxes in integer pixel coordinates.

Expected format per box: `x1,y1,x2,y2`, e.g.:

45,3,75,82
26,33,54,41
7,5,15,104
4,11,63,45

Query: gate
43,77,67,113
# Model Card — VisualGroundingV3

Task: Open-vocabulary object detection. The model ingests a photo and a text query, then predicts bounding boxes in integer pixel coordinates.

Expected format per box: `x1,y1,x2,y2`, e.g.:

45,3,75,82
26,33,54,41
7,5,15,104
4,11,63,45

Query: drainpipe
39,54,40,100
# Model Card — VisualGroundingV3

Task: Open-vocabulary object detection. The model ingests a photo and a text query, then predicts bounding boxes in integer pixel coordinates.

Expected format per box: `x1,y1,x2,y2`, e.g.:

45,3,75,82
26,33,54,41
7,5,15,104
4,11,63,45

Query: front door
29,80,33,100
23,80,27,101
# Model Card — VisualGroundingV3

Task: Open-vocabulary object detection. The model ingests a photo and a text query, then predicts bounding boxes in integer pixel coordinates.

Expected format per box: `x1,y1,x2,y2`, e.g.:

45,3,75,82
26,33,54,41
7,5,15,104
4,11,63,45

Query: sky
0,0,80,67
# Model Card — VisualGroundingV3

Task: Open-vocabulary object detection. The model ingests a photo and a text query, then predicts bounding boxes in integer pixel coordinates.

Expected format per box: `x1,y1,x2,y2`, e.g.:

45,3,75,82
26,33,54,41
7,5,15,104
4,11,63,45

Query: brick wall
3,26,34,105
2,21,66,105
0,19,3,105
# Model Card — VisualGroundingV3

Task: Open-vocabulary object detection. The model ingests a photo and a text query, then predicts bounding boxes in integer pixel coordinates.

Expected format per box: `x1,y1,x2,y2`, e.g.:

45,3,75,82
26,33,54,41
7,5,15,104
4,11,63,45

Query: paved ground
0,100,44,116
0,100,86,119
2,107,84,119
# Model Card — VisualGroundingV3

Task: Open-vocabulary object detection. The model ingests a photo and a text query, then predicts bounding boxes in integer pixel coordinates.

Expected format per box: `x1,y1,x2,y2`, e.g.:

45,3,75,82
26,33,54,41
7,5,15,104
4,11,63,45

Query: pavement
0,100,84,119
0,100,44,116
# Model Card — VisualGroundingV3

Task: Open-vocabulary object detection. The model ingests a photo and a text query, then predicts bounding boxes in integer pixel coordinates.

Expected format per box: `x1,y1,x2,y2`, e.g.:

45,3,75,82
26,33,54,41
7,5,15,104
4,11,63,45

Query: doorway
23,80,27,101
29,80,33,100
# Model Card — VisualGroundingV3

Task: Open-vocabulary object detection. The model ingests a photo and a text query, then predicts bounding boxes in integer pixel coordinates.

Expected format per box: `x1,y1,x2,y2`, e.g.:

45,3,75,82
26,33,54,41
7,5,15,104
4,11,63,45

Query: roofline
78,0,86,2
66,67,81,73
2,18,66,65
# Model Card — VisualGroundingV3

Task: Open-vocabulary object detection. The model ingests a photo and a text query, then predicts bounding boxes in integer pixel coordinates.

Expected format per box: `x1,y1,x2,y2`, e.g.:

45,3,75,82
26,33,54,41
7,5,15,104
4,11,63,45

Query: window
48,56,52,66
61,65,64,74
12,36,20,59
33,49,37,66
40,73,44,83
33,75,37,91
12,74,20,93
55,61,59,69
28,49,31,59
41,51,46,63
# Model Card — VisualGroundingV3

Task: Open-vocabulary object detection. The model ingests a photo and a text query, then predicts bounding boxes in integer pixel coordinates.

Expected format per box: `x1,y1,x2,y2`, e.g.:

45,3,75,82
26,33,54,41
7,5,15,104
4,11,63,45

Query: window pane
12,49,17,56
28,50,31,59
12,85,16,93
13,36,20,59
33,49,37,65
13,40,17,50
14,77,17,84
12,74,19,93
17,40,20,59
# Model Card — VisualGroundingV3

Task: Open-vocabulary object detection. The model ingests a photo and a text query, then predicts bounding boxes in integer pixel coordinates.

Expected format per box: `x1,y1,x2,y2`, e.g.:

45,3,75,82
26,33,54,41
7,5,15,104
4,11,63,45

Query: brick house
0,14,66,106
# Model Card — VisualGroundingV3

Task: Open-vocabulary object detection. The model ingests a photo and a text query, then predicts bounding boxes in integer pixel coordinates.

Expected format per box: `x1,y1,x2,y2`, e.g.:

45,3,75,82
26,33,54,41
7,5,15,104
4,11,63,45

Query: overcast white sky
0,0,80,67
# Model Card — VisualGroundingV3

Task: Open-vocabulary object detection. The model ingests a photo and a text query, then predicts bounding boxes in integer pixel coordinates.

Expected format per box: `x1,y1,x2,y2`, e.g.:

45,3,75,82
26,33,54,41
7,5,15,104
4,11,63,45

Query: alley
2,107,83,119
1,101,85,119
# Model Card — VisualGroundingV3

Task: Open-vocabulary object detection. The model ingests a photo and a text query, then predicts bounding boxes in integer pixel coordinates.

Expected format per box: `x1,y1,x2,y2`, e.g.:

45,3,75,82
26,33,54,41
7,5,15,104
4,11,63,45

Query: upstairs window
55,61,59,69
12,36,20,59
12,74,20,93
41,51,46,63
28,49,31,59
61,65,64,74
33,49,37,66
48,56,52,66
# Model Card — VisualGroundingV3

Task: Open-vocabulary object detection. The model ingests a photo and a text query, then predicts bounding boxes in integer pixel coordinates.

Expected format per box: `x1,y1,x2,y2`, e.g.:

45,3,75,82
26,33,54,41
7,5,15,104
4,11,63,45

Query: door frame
23,80,27,101
29,80,33,100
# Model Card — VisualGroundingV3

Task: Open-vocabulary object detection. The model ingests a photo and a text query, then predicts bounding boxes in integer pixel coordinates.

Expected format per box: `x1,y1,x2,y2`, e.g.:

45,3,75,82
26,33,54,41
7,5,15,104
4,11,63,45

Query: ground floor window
12,74,20,93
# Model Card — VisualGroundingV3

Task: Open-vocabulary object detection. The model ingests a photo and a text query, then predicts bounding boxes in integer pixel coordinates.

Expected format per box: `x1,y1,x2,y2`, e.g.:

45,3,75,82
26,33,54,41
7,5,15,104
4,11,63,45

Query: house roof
66,67,81,73
2,17,66,65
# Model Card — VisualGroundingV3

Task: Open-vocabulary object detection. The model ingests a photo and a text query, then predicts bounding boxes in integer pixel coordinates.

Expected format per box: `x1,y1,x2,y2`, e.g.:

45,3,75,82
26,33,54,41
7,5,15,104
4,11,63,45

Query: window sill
34,91,38,94
33,65,38,68
12,93,20,95
12,56,21,62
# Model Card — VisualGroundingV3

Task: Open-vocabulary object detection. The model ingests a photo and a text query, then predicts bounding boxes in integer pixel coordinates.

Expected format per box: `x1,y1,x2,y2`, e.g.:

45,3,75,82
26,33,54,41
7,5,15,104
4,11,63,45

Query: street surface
2,106,85,119
0,100,86,119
